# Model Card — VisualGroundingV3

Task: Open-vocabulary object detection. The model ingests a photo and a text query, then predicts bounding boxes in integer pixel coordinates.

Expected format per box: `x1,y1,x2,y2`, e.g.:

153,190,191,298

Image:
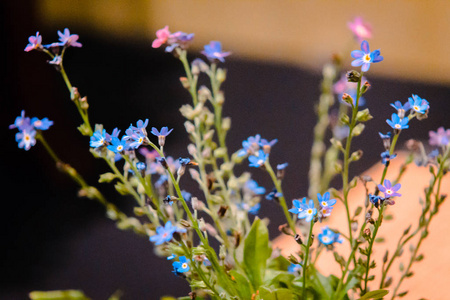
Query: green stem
264,159,296,235
302,220,315,300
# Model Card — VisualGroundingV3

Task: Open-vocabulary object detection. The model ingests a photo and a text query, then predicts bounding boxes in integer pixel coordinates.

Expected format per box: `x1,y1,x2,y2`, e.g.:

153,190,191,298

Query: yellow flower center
117,145,123,151
363,54,371,62
386,189,393,195
181,263,188,269
307,209,313,214
395,124,401,129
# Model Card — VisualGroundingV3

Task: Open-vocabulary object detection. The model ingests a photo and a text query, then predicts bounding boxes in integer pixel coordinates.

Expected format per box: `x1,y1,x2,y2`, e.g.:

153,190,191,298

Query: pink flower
429,127,450,147
152,26,171,48
58,28,82,48
347,17,372,42
24,32,43,52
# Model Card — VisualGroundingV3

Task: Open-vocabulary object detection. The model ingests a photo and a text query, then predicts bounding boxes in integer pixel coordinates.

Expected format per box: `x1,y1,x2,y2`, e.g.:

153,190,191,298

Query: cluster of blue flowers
318,226,343,246
89,119,173,153
10,110,53,151
289,192,336,222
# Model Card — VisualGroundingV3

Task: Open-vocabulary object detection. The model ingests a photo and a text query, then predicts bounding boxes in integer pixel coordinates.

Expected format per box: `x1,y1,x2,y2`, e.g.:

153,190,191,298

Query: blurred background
3,1,450,299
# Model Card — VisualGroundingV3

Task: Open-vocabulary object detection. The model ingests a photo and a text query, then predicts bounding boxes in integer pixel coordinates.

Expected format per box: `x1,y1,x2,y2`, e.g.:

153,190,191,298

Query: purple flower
378,179,401,198
408,94,429,114
166,31,195,52
347,17,372,42
24,32,43,52
429,127,450,147
172,256,190,273
351,40,383,72
248,150,268,168
57,28,82,48
130,119,149,136
386,113,409,130
201,41,231,63
31,117,53,130
15,128,36,151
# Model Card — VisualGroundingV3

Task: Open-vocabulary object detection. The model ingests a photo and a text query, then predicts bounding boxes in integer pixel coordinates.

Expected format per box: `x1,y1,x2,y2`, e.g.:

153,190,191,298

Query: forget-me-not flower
351,40,383,72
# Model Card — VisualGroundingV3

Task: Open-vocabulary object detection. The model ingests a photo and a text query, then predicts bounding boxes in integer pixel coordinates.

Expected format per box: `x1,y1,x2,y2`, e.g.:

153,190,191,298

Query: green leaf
230,270,253,300
258,286,295,300
29,290,90,300
268,273,295,290
357,289,389,300
243,217,271,290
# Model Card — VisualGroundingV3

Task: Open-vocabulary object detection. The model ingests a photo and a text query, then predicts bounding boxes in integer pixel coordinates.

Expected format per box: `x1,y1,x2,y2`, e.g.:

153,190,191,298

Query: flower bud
346,70,361,82
180,77,190,89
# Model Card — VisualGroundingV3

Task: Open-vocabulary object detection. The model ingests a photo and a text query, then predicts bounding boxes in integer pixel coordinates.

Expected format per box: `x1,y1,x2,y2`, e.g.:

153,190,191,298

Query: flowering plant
15,20,449,300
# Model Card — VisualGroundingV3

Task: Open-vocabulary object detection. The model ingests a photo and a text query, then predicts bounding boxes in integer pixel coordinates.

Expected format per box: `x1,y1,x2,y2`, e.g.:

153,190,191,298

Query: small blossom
130,119,149,136
245,179,266,195
238,202,261,215
237,134,261,157
266,188,282,201
172,256,190,273
165,31,195,52
408,94,429,114
248,150,268,168
136,162,146,170
125,128,146,149
105,128,121,143
351,40,383,72
380,150,397,165
90,129,107,148
347,17,372,42
390,100,411,119
167,254,177,260
31,117,53,130
378,179,401,199
296,200,317,222
379,132,392,150
386,113,409,130
259,138,278,154
9,110,31,130
57,28,82,48
15,128,36,150
107,137,128,153
201,41,231,63
24,32,43,52
429,127,450,147
288,263,302,274
369,194,382,206
181,190,192,202
277,163,289,170
288,198,307,215
149,221,185,245
317,192,336,208
318,226,343,245
151,126,173,147
152,26,171,48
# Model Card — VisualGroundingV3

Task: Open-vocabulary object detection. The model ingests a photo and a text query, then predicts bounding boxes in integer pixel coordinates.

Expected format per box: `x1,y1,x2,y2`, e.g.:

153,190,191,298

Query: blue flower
297,199,317,222
351,40,383,72
245,179,266,195
172,256,190,273
30,117,53,130
248,150,268,168
15,128,36,151
151,126,173,147
130,119,149,136
317,192,336,218
386,113,409,130
201,41,231,62
381,150,397,165
318,226,343,245
369,194,382,206
390,100,411,118
248,203,261,215
408,94,429,114
10,110,31,131
107,137,128,153
90,129,107,148
288,197,308,215
237,134,261,157
277,163,288,170
125,128,146,149
259,138,278,153
136,162,146,170
266,188,282,200
288,263,302,274
149,221,186,245
105,128,121,143
181,190,192,201
167,254,177,260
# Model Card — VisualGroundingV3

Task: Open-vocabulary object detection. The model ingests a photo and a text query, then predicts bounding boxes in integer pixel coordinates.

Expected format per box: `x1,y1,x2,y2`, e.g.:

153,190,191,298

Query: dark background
2,2,450,300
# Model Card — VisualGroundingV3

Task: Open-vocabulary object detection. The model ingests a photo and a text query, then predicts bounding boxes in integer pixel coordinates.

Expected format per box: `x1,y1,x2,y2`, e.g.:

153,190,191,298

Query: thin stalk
302,220,315,300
